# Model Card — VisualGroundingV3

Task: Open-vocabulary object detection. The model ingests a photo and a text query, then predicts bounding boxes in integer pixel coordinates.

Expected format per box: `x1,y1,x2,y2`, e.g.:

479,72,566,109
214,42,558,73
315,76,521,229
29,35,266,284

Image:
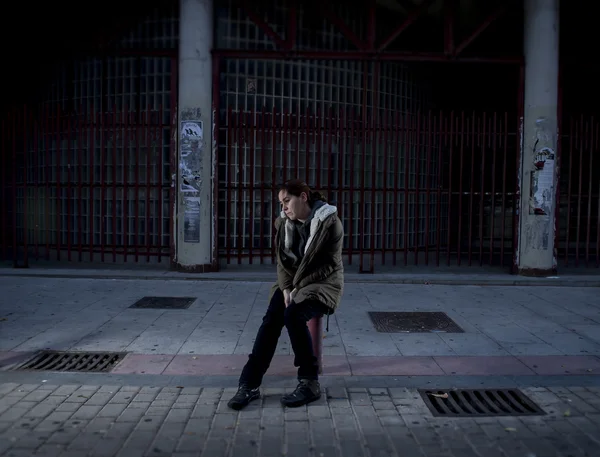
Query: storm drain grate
368,311,464,333
129,296,196,309
419,389,546,417
14,351,126,373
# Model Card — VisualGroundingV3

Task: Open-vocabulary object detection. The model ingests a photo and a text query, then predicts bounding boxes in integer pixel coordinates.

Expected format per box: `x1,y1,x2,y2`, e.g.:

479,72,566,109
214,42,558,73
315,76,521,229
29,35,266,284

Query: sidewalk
1,275,599,456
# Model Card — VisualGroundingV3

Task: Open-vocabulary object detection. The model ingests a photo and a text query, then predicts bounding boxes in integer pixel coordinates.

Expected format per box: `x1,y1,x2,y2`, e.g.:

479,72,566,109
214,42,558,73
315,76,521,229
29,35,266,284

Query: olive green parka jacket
270,203,344,312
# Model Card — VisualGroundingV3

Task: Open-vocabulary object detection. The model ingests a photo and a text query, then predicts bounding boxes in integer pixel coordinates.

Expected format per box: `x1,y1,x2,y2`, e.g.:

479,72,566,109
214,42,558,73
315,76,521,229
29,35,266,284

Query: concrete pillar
517,0,559,276
175,0,215,272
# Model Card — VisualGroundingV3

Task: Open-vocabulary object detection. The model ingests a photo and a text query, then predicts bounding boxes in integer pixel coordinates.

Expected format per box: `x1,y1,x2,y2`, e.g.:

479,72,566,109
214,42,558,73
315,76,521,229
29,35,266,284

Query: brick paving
0,382,599,457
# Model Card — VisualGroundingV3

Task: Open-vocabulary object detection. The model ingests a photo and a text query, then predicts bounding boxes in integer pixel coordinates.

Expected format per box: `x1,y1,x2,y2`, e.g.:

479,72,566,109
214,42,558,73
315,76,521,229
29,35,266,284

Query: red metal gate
0,56,178,267
213,0,524,272
218,106,520,270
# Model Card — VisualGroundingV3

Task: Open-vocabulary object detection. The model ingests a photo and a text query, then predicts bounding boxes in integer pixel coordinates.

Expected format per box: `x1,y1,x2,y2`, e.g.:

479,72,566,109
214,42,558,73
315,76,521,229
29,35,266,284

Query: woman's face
279,190,310,221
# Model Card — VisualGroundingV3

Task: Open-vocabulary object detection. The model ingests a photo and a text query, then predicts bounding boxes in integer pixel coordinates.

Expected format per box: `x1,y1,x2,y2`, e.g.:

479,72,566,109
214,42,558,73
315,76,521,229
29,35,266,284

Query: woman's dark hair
278,179,327,206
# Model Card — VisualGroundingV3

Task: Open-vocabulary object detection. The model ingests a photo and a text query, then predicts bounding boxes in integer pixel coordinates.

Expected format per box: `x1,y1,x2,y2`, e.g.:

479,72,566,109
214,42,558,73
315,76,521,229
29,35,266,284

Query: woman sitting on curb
228,179,345,410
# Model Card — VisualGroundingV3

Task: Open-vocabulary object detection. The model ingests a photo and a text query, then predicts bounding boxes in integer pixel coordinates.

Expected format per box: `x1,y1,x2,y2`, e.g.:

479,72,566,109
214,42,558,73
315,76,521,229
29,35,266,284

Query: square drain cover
14,351,126,373
368,311,464,333
419,389,546,417
130,296,196,309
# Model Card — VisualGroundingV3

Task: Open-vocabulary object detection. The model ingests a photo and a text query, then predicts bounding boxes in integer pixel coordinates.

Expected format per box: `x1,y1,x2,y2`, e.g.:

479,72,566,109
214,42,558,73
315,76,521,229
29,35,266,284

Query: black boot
280,379,321,407
227,384,260,410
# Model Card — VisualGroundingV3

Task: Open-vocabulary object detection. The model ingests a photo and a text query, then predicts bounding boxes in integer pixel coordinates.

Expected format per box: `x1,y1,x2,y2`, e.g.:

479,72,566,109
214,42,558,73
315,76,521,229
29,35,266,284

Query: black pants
239,288,329,388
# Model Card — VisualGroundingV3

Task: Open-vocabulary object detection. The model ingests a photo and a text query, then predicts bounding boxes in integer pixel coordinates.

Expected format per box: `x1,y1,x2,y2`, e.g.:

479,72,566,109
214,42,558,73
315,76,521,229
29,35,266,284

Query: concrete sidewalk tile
518,355,600,375
162,354,249,375
111,354,175,375
347,356,444,376
433,355,536,375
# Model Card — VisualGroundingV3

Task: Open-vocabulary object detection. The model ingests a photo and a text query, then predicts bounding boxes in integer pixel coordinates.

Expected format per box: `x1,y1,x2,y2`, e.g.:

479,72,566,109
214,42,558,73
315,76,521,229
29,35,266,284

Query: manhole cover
419,389,546,417
14,351,126,373
129,297,196,309
368,311,464,333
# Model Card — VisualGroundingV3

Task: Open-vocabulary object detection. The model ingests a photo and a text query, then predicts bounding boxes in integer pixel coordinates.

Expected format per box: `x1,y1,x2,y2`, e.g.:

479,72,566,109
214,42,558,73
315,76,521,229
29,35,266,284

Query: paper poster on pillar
183,196,201,243
179,119,203,195
528,117,556,217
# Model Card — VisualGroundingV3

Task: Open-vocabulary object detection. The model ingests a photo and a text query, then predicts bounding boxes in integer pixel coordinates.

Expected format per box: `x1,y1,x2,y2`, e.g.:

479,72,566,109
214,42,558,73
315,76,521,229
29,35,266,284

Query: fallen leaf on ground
564,410,571,417
505,427,517,432
432,393,449,399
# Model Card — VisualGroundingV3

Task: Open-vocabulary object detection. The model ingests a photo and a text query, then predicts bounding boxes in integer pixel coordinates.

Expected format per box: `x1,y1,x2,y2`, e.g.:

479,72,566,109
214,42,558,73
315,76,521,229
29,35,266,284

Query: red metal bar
100,107,106,262
377,0,437,52
21,107,28,267
403,113,410,266
585,116,594,267
467,113,476,266
478,112,487,265
425,111,432,265
392,111,400,266
455,4,507,57
1,115,5,260
489,113,498,265
145,106,151,263
123,106,129,263
513,63,525,273
238,0,288,50
271,107,277,265
435,111,443,267
34,109,40,261
237,110,244,265
316,107,321,190
54,104,62,260
596,120,600,268
564,115,573,266
414,112,421,266
67,108,72,261
381,109,388,265
170,56,178,268
294,110,300,180
248,109,255,264
446,112,454,266
157,105,163,263
327,107,333,199
212,49,523,64
305,107,311,188
575,116,584,266
112,106,118,262
226,108,233,264
500,112,508,267
89,107,94,262
134,105,141,263
12,109,17,267
283,110,289,182
307,316,323,375
359,63,368,272
337,108,345,221
320,1,366,50
370,62,379,270
56,105,62,261
457,112,465,265
260,107,266,263
348,108,355,265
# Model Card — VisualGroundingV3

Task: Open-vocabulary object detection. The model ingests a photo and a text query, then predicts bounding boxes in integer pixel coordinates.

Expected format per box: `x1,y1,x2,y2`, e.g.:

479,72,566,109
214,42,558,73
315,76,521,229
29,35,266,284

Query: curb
1,271,599,287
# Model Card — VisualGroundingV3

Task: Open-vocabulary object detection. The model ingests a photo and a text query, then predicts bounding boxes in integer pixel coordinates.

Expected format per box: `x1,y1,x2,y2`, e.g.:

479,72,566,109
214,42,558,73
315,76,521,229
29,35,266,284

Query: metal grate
129,296,196,309
419,389,546,417
14,351,125,373
368,311,464,333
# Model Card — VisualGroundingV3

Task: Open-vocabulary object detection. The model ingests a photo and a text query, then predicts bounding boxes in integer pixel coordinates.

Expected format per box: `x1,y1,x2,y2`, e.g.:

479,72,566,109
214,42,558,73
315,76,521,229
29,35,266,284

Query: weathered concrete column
175,0,215,272
517,0,559,276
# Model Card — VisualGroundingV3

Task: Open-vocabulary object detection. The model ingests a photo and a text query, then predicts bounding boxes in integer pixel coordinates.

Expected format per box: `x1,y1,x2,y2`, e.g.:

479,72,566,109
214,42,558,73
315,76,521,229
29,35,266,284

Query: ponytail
309,190,327,203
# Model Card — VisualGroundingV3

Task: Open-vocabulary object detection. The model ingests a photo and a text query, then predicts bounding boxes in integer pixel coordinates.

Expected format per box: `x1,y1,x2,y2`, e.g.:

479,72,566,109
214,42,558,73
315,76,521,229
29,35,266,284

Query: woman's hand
283,289,291,307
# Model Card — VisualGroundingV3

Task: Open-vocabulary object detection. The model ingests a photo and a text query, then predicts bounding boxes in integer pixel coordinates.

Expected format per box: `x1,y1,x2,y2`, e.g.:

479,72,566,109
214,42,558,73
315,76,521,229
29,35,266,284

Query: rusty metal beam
213,48,522,64
320,0,367,50
288,0,297,50
377,0,437,52
444,0,456,56
238,0,288,50
367,0,377,50
455,3,508,56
